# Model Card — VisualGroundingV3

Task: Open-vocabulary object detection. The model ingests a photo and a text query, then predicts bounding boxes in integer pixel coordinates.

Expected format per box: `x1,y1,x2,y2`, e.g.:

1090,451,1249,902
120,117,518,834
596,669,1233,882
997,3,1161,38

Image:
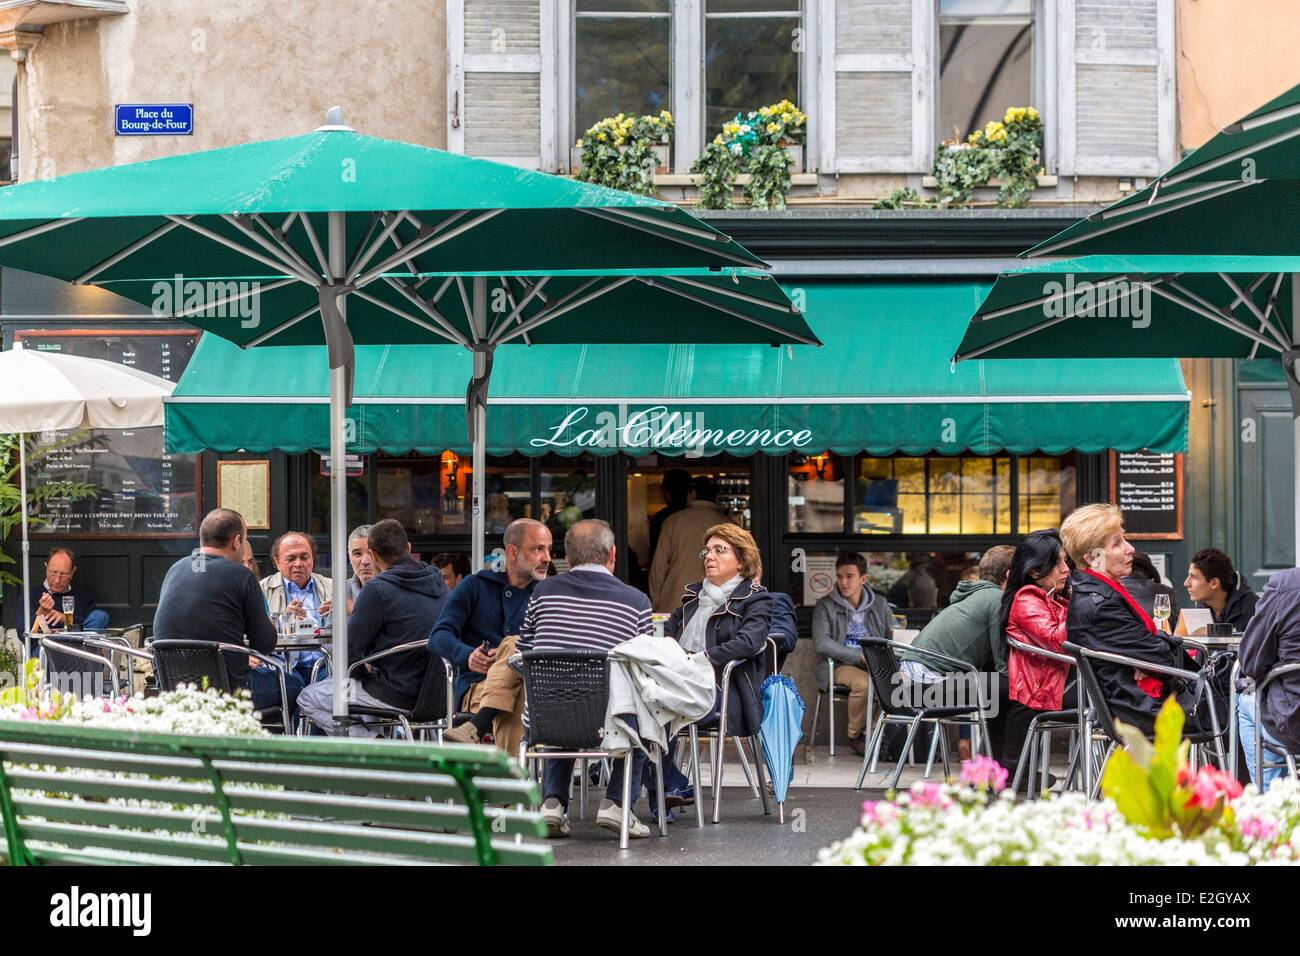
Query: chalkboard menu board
15,329,200,538
1109,451,1183,540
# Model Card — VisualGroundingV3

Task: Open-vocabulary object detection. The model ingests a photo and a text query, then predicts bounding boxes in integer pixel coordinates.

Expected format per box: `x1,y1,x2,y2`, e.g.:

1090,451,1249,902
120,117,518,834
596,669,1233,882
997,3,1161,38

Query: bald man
427,518,552,715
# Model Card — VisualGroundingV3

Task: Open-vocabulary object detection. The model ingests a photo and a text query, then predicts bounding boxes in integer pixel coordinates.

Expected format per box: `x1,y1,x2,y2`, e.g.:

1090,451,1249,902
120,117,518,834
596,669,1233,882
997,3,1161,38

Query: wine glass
1152,593,1171,632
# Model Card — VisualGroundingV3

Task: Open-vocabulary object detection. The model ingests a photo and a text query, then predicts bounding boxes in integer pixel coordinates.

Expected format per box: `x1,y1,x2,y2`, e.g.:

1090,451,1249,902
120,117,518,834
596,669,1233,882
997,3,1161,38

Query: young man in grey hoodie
812,552,893,755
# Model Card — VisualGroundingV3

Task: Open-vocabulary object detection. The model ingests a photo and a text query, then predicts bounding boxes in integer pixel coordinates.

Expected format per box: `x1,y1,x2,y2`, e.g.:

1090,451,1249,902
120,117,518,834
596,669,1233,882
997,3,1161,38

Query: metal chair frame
1251,661,1300,789
853,638,993,792
1005,636,1082,797
303,642,455,741
675,637,779,826
809,656,872,756
1064,641,1226,798
150,639,294,733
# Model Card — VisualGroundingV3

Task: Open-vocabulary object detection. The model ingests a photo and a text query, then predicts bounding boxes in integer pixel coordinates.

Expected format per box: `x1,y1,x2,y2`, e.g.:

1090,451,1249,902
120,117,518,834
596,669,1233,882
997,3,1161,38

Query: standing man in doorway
649,475,733,613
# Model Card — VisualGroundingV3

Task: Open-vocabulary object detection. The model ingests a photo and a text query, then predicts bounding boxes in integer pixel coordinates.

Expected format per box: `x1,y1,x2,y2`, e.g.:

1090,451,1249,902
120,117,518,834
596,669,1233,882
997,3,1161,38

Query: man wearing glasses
26,547,109,632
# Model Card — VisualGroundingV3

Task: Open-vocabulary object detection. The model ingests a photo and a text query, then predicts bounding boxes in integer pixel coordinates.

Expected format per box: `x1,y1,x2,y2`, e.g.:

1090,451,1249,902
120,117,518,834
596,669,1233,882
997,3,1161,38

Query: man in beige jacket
648,476,735,613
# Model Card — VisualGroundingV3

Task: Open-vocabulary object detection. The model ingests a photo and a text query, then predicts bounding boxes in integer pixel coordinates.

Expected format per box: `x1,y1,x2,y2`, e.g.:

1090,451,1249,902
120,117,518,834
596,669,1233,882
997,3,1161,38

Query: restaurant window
309,452,598,552
937,0,1034,142
788,452,845,533
704,0,803,137
574,0,673,141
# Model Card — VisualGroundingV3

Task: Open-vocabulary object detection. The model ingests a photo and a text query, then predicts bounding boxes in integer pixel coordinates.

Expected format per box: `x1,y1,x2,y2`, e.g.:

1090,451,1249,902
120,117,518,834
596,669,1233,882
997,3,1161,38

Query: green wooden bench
0,720,552,866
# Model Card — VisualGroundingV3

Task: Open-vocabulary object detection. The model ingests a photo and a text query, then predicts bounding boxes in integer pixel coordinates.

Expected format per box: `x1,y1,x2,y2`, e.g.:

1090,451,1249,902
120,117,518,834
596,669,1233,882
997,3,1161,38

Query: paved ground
546,748,940,866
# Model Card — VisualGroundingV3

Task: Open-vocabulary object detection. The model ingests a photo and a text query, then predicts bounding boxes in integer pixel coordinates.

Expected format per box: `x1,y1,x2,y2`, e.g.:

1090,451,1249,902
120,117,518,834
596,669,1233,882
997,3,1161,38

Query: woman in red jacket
999,529,1073,787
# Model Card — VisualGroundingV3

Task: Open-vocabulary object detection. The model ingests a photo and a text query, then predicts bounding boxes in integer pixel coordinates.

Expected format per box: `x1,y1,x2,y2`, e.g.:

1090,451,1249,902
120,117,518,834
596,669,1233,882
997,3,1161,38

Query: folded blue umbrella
759,673,805,818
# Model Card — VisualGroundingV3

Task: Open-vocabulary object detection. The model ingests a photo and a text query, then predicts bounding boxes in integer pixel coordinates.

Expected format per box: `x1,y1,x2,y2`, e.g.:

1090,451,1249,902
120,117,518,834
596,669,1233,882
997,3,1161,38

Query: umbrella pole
471,277,488,573
1293,275,1300,565
18,432,30,661
328,211,350,735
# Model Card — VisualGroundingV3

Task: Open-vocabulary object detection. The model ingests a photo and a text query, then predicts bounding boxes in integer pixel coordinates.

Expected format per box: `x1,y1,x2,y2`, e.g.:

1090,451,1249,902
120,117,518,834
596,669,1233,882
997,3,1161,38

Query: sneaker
541,797,570,839
442,722,480,745
663,786,695,809
649,804,676,825
595,799,650,839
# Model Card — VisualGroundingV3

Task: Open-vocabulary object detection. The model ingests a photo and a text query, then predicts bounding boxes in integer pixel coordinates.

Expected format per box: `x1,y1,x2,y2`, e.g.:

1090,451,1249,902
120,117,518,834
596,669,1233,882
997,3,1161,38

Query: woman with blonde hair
1061,503,1198,734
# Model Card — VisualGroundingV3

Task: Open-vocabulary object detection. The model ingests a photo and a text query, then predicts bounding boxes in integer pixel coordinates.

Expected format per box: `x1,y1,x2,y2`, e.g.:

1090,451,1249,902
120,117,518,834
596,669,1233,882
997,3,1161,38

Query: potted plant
573,110,674,197
692,100,808,210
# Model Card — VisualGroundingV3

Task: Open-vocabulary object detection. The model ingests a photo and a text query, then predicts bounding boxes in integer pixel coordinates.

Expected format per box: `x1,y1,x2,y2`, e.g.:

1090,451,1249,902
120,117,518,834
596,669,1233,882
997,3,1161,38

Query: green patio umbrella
952,254,1300,552
0,110,817,730
1029,82,1300,259
956,82,1300,557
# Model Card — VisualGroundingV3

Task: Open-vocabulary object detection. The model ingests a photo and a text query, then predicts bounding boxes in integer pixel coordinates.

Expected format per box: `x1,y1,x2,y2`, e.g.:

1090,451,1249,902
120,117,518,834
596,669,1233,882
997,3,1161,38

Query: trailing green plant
872,187,927,210
0,431,101,590
693,100,807,210
574,110,673,197
746,144,795,210
931,141,993,207
692,141,741,210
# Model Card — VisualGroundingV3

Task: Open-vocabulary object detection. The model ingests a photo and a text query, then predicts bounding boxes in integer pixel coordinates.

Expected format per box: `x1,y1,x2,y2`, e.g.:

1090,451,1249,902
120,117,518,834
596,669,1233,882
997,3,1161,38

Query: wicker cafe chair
1251,662,1300,789
1063,641,1226,798
518,648,667,851
306,641,454,741
1005,637,1081,798
150,638,294,733
853,638,993,792
39,635,122,699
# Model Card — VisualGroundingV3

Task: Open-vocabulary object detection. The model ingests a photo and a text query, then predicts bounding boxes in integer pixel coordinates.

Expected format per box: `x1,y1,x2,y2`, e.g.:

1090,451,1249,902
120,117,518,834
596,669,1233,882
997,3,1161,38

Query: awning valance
166,281,1189,457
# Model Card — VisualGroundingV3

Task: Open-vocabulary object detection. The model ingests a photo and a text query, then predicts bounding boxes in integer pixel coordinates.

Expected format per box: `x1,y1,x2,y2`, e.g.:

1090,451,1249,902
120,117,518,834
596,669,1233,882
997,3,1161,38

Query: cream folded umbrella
0,343,174,649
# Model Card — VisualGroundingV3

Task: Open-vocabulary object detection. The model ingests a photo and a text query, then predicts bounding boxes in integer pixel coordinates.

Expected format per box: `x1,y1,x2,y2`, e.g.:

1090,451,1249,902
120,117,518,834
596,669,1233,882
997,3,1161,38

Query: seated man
427,519,551,721
1184,548,1258,633
26,547,109,633
261,531,333,685
297,519,448,736
812,552,893,756
896,546,1015,761
448,519,654,840
346,524,375,615
153,509,300,727
432,552,471,595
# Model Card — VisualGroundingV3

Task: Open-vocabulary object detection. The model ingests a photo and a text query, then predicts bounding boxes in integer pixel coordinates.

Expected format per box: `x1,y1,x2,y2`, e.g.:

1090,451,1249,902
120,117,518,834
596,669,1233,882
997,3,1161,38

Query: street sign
114,104,193,136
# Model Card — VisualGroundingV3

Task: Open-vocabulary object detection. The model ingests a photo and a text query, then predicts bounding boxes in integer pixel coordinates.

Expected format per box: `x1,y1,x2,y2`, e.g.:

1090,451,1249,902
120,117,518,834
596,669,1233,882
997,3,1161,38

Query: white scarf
680,575,743,653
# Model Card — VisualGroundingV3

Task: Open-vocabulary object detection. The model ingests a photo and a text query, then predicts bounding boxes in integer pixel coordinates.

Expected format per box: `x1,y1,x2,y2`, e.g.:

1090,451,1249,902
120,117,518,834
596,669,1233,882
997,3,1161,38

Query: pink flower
102,699,112,713
1184,766,1244,811
909,780,952,810
861,800,898,827
1238,813,1280,843
959,755,1008,792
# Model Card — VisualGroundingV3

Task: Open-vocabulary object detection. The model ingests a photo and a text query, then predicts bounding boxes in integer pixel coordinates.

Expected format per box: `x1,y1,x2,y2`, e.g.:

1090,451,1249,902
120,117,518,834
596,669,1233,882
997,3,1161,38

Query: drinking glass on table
61,595,76,630
1152,593,1171,633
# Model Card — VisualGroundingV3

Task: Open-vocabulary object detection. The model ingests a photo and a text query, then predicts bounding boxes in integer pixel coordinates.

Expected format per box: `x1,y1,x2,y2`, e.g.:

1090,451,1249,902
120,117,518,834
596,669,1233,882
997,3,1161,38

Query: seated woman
1061,503,1200,736
651,523,774,811
1000,529,1073,784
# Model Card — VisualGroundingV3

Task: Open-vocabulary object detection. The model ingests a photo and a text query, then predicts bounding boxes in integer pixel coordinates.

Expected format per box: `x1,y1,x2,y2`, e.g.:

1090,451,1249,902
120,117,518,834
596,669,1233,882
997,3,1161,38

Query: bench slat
212,761,539,805
6,769,218,807
20,821,234,863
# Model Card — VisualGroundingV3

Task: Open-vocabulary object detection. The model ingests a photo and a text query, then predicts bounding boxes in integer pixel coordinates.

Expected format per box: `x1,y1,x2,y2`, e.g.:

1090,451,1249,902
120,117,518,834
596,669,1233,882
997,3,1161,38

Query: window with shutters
573,1,673,139
937,0,1034,143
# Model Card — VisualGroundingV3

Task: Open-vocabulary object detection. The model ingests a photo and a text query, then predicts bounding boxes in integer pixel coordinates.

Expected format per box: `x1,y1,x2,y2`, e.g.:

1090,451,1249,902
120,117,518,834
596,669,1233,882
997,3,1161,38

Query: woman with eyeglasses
668,524,774,737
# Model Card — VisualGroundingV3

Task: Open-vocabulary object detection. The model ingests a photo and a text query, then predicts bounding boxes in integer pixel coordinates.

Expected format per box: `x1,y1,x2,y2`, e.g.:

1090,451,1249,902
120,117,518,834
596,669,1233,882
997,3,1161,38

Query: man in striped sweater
448,518,654,838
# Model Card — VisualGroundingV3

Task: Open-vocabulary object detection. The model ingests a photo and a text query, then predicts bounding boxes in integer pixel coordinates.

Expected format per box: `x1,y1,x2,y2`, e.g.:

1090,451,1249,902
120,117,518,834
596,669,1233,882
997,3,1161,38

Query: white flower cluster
0,684,266,738
818,779,1300,866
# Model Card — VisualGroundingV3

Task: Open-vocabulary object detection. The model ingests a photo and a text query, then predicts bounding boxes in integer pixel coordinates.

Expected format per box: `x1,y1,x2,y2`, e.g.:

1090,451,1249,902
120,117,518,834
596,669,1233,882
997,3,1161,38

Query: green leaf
1113,716,1154,769
1102,748,1171,838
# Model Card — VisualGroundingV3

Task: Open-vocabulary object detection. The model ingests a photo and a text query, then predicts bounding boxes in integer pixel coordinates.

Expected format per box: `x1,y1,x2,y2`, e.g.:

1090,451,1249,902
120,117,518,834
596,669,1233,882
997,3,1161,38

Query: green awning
167,281,1190,456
